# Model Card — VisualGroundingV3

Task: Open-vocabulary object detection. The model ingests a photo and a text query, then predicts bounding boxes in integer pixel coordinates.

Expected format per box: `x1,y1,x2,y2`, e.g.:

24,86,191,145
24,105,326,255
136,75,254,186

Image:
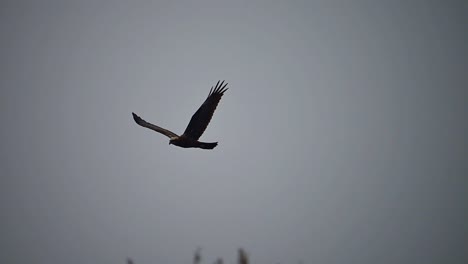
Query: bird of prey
132,80,228,149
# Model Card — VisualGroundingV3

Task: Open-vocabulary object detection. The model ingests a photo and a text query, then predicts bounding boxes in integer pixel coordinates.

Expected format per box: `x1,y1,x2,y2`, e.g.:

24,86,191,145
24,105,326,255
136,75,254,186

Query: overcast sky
1,1,467,264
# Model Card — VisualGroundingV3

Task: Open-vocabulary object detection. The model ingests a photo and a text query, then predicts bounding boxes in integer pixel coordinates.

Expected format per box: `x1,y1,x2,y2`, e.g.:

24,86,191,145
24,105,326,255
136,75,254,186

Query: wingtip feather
132,112,143,124
210,80,228,95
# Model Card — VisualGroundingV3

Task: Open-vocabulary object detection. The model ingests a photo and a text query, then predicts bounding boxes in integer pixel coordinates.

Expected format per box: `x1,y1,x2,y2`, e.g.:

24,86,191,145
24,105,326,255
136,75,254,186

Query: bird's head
169,137,178,145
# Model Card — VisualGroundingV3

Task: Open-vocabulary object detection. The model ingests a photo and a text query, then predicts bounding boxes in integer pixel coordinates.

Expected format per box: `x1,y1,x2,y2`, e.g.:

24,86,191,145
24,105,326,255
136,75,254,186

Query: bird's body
169,135,218,149
132,80,228,150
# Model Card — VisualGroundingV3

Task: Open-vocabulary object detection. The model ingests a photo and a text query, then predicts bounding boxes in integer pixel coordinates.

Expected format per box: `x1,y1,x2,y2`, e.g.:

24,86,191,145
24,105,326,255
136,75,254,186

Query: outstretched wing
182,80,228,140
132,112,179,138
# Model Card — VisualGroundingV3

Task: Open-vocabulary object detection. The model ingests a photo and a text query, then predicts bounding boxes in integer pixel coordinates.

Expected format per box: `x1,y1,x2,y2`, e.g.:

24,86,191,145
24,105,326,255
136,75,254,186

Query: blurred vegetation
126,248,249,264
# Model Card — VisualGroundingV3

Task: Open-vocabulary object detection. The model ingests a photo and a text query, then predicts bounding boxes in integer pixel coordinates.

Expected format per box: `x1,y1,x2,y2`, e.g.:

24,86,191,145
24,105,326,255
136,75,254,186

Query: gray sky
1,1,467,263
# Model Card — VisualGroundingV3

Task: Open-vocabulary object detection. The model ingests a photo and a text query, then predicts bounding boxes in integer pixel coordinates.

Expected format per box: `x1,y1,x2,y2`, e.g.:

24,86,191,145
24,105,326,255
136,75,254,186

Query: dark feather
132,112,179,138
182,80,228,140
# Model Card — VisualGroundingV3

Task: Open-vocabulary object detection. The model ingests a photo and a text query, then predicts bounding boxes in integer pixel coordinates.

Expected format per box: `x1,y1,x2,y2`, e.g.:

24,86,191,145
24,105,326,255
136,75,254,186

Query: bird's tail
198,142,218,149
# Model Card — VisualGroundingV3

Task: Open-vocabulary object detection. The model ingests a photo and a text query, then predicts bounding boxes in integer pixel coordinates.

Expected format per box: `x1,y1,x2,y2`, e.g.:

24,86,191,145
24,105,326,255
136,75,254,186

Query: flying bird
132,80,228,149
